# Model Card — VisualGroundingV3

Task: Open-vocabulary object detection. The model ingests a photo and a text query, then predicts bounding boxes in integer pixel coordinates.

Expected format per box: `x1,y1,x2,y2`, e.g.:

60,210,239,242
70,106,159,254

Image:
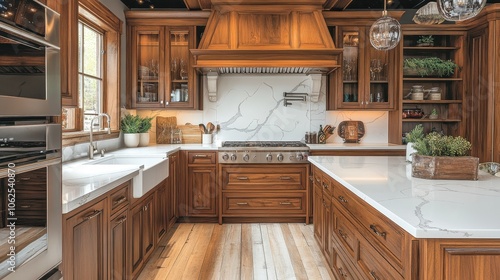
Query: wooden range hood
191,0,342,75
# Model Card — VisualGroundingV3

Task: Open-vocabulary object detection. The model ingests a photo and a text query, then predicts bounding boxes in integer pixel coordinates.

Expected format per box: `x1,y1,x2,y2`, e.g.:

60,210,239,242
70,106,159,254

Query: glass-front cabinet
130,26,198,109
331,26,397,110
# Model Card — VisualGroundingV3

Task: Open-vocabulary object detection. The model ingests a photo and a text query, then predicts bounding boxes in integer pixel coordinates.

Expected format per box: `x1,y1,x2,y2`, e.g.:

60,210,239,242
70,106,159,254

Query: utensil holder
202,134,212,145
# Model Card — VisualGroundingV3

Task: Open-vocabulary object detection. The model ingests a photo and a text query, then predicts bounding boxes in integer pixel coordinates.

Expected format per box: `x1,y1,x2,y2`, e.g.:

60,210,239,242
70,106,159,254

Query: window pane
82,25,101,77
78,22,83,73
83,76,100,113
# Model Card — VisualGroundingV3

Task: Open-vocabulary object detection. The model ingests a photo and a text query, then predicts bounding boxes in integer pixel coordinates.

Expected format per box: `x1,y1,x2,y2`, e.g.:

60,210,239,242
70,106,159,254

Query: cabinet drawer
312,165,322,187
222,193,306,215
358,237,403,280
222,166,306,190
334,253,359,280
187,152,216,164
333,182,404,267
321,175,333,199
333,209,358,262
110,182,130,215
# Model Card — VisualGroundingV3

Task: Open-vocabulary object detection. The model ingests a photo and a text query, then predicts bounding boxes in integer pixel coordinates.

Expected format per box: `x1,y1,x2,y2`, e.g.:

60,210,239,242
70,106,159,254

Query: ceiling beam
183,0,201,10
323,0,354,10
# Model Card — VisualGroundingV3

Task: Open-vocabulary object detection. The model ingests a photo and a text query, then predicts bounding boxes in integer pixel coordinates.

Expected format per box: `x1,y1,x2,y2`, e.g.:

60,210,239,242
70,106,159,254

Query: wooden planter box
412,155,479,180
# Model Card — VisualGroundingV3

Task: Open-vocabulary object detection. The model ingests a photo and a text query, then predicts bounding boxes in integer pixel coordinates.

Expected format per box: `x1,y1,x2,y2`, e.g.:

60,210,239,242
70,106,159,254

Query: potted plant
138,116,153,147
416,35,434,47
429,108,439,120
403,57,457,77
405,124,424,162
121,114,141,147
412,132,479,180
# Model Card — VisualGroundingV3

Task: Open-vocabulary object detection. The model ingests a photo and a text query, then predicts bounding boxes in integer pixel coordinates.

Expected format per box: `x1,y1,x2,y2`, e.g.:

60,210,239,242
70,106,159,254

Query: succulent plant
405,124,425,143
138,116,153,133
120,114,142,134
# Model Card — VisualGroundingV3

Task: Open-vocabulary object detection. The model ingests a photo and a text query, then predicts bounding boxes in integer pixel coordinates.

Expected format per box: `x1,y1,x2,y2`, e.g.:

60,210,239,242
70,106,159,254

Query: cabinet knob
369,270,380,280
160,100,164,104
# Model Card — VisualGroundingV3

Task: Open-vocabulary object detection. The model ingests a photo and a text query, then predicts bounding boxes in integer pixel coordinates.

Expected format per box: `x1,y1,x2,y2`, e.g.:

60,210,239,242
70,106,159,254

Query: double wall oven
0,1,61,279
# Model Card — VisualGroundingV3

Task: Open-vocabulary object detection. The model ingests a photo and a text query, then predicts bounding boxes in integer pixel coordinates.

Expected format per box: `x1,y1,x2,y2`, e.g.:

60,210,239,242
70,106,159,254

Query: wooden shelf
369,80,388,83
402,100,462,104
403,46,460,50
403,77,463,81
343,80,358,83
172,79,188,83
402,118,461,123
171,42,188,46
138,78,159,82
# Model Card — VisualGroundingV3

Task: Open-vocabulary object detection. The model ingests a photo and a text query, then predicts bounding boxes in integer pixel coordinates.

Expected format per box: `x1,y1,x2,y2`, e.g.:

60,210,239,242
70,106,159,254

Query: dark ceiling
121,0,500,10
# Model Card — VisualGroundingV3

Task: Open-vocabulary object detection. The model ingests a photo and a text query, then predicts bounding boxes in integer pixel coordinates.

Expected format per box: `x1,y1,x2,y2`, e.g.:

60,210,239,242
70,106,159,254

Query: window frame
61,0,122,146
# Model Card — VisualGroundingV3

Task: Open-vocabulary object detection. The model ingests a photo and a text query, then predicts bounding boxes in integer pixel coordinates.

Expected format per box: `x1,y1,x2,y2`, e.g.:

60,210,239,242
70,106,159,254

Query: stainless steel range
218,141,309,164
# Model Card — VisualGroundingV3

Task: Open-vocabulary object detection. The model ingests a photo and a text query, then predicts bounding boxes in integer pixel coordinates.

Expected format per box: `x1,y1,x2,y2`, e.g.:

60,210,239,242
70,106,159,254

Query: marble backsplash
136,74,389,144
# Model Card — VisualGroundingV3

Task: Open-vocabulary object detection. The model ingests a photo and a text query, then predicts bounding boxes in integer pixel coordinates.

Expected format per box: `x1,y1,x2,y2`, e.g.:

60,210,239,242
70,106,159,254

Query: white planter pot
124,133,140,148
139,132,150,147
406,142,417,162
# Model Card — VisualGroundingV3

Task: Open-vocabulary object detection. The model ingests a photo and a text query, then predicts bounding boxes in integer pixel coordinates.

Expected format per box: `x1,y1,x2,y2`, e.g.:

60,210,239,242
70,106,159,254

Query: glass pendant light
369,0,401,51
437,0,486,21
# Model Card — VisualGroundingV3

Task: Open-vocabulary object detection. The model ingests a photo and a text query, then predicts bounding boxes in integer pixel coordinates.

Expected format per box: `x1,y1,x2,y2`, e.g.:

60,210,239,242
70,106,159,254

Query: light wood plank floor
137,223,336,280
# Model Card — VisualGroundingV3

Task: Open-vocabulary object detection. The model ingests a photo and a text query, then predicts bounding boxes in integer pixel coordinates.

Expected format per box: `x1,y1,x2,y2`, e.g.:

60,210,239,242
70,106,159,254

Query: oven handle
0,158,60,178
0,21,60,50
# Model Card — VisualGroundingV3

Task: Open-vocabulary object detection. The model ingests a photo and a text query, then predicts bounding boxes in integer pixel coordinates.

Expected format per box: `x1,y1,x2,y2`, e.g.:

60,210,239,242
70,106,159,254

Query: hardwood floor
137,223,335,280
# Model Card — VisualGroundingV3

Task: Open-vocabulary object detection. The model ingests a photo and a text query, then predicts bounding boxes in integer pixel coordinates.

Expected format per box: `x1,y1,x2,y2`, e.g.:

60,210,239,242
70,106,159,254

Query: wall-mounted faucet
89,113,111,159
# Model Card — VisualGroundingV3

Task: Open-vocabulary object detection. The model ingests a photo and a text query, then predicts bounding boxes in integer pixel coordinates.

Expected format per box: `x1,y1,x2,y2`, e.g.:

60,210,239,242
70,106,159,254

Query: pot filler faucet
89,113,111,159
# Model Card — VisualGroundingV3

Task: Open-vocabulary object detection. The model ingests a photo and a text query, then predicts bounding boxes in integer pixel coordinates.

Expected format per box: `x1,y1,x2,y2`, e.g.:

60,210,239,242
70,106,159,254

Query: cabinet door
142,195,155,260
166,26,198,109
313,187,324,246
187,166,217,216
323,196,333,264
109,209,128,280
130,202,143,275
156,180,168,242
64,198,107,280
131,26,165,108
332,26,395,110
167,152,179,227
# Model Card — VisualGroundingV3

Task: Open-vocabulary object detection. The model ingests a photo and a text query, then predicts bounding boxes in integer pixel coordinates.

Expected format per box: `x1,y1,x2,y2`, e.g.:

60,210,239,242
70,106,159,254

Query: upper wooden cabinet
128,25,200,109
125,11,209,110
324,12,404,111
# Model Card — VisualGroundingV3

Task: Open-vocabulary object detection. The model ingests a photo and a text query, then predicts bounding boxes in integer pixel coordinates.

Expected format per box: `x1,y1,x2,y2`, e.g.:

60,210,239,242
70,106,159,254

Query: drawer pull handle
236,202,248,205
194,154,208,158
370,224,387,238
369,270,380,280
309,176,314,182
236,176,249,180
113,196,127,205
315,177,320,183
280,202,292,205
144,205,149,211
280,176,292,180
20,205,31,208
338,229,347,240
322,182,329,189
83,210,101,221
116,216,127,225
338,267,348,278
338,196,348,203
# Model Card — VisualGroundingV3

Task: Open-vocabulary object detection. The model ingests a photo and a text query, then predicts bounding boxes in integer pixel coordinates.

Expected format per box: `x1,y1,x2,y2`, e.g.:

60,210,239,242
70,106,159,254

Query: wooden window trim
61,0,122,145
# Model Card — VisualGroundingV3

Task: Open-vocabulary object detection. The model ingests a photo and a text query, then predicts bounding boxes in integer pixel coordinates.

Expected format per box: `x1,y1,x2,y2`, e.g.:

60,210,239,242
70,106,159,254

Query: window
78,21,103,131
60,0,122,145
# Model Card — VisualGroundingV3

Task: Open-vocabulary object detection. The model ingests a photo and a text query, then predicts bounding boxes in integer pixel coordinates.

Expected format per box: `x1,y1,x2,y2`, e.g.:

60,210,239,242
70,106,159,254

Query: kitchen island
309,155,500,280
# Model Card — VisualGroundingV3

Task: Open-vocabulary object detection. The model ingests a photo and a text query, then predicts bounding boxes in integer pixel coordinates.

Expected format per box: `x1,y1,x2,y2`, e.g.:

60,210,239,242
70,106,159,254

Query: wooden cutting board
156,116,177,144
178,125,202,144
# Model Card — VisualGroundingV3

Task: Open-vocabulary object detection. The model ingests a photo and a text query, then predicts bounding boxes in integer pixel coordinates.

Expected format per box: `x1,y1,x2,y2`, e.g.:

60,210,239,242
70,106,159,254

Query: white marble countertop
307,143,405,150
309,156,500,239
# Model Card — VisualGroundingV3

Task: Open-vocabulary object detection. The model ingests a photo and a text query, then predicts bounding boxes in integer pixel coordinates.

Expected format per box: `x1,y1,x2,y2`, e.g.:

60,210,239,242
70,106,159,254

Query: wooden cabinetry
220,164,309,224
167,152,179,228
186,151,217,217
63,198,108,280
155,179,168,242
389,27,467,144
130,193,155,278
323,11,404,111
312,166,332,263
126,12,206,109
109,208,128,280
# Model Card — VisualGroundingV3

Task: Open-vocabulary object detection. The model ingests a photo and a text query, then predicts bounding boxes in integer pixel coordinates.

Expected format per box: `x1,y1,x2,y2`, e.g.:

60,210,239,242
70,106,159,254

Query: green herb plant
413,132,472,157
120,114,142,134
405,124,425,143
403,57,457,77
417,35,434,46
138,116,153,133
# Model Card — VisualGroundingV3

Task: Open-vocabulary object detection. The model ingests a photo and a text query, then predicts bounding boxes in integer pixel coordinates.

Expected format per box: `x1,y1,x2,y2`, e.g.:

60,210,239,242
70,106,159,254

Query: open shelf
403,77,462,81
402,118,461,123
402,100,462,104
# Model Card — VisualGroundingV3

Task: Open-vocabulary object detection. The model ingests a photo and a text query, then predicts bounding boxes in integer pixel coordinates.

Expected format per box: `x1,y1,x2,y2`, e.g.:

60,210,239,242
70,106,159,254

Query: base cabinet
63,198,108,280
109,208,128,280
130,193,155,278
156,180,168,242
167,152,179,228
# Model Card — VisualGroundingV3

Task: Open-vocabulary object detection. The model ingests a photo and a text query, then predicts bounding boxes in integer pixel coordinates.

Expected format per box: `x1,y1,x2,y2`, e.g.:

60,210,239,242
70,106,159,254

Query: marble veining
309,155,500,238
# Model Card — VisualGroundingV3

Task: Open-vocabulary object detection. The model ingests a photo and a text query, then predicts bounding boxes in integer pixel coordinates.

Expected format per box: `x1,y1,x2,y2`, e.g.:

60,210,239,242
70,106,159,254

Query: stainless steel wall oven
0,1,61,279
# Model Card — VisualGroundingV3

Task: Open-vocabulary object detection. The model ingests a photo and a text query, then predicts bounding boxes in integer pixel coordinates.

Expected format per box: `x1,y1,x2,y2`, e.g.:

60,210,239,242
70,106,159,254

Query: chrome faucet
89,113,111,159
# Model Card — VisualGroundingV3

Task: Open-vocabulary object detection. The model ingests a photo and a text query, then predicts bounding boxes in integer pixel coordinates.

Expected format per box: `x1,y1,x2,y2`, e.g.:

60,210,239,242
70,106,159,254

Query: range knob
243,154,250,162
296,153,304,161
277,153,284,162
222,153,229,161
266,153,273,162
230,154,237,161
